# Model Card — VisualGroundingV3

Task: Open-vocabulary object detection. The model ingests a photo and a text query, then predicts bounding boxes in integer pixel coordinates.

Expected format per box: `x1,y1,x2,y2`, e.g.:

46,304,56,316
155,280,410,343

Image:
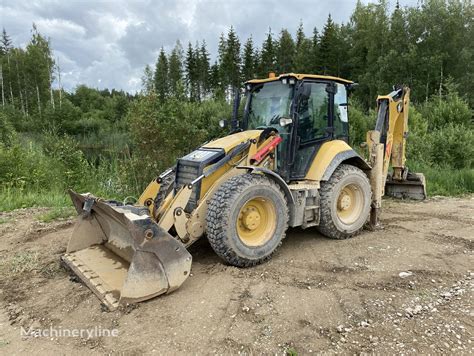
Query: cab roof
246,73,353,85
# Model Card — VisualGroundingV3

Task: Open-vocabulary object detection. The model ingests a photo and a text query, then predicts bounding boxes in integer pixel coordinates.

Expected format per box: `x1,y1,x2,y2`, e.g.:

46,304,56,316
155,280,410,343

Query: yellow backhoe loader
62,73,426,310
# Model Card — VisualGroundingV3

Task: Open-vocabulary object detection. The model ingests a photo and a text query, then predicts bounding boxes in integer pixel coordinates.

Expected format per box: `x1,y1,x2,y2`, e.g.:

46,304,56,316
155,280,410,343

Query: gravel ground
0,196,472,355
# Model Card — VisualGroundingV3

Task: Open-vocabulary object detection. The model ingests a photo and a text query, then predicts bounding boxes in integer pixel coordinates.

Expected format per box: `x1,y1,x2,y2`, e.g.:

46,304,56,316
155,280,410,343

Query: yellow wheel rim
336,183,364,225
237,197,277,247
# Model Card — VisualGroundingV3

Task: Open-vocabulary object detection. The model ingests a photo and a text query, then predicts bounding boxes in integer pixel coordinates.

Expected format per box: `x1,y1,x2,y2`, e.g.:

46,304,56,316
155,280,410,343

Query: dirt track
0,197,472,355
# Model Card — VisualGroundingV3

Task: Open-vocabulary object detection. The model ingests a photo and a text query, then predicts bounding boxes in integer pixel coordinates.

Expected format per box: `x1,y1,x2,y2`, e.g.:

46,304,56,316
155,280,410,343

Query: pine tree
154,47,168,102
0,28,12,55
1,28,15,106
221,26,241,94
319,15,337,75
294,22,313,73
348,0,390,107
209,61,222,98
168,41,184,99
0,28,11,107
197,40,210,98
276,29,295,73
141,64,154,94
310,27,320,72
258,29,276,77
242,36,256,81
185,42,198,101
216,33,227,95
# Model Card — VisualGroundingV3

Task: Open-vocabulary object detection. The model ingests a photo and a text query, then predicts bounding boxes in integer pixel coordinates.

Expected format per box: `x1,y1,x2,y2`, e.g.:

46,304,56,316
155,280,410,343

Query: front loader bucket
62,191,192,310
385,172,427,200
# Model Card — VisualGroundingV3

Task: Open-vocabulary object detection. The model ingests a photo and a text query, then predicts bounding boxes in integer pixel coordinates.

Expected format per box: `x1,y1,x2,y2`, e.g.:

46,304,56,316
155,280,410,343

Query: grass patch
37,206,76,223
0,251,40,276
0,188,70,211
0,217,10,224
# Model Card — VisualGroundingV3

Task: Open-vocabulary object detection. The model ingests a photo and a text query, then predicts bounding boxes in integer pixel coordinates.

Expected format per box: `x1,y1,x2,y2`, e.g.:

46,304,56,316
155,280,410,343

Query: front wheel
206,174,288,267
318,164,371,239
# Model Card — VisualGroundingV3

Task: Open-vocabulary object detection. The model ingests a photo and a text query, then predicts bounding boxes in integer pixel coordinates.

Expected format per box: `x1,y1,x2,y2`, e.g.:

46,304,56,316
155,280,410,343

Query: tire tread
206,173,288,267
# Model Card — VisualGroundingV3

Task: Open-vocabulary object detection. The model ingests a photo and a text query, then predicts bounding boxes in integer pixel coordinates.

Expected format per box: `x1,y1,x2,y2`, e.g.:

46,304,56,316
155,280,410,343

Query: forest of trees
144,0,473,107
0,0,472,210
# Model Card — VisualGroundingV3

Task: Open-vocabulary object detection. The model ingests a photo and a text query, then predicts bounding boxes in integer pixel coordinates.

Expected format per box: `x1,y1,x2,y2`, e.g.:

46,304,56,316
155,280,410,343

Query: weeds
409,163,474,196
0,251,40,276
0,188,70,211
37,206,76,223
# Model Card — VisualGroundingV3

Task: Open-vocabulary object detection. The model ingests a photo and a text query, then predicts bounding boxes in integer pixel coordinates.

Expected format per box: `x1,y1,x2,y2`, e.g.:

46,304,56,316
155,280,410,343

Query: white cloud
0,0,419,93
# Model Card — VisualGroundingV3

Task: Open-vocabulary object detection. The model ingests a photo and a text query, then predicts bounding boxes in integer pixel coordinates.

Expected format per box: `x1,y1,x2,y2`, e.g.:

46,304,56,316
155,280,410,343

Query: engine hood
202,130,262,153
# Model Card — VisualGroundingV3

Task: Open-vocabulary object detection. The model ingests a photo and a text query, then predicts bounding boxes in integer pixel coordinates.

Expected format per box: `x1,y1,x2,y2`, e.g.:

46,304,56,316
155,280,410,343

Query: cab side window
334,83,349,139
296,83,329,143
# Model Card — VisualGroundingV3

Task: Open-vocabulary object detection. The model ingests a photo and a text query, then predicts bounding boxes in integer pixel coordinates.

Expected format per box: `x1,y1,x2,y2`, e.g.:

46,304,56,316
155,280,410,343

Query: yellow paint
200,131,264,199
200,160,238,199
247,73,353,85
236,197,277,247
376,88,410,180
138,180,160,215
305,140,353,181
203,130,262,153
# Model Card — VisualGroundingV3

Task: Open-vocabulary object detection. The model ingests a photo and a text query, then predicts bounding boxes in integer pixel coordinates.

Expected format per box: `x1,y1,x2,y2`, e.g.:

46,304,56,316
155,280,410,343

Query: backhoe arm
375,87,410,181
366,86,426,226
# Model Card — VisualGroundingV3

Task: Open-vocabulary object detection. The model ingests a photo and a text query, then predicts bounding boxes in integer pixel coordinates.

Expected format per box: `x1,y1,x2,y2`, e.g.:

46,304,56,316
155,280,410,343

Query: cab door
290,81,333,179
288,81,349,179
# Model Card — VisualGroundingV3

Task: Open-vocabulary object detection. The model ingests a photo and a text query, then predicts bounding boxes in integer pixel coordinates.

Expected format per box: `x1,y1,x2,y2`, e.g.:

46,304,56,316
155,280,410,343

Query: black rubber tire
318,164,371,240
206,173,288,267
153,172,175,216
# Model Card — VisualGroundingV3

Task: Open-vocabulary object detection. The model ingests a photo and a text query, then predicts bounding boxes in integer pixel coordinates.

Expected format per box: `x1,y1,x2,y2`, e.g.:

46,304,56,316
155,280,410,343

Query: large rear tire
206,174,288,267
318,164,371,240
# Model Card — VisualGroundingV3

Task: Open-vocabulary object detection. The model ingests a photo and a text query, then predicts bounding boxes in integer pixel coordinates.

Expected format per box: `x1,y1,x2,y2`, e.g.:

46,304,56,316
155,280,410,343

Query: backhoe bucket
62,191,192,310
385,172,427,200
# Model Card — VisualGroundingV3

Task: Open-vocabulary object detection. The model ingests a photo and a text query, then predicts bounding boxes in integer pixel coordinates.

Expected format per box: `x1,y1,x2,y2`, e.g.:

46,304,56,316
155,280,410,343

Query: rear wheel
318,164,371,239
206,174,288,267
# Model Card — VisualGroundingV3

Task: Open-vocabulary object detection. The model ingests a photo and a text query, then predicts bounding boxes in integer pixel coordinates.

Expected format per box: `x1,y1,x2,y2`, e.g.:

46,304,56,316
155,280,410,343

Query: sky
0,0,419,93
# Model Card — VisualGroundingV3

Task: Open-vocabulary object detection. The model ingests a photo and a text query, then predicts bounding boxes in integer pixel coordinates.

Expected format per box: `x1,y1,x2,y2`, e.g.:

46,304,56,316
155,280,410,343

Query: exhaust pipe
62,191,192,310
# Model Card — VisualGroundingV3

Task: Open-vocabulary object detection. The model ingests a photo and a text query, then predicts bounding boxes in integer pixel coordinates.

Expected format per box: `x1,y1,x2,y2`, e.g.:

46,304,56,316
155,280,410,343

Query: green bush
126,95,228,191
0,110,16,147
428,123,473,169
406,106,432,165
419,87,472,130
348,101,376,148
42,133,91,190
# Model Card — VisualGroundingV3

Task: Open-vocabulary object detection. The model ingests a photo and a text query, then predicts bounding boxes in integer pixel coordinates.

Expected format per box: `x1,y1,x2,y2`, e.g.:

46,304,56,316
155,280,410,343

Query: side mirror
219,119,229,128
347,83,359,93
279,117,293,127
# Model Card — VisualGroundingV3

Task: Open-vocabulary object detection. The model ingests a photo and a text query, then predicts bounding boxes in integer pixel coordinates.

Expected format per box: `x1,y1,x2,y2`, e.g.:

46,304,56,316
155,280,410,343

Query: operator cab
243,73,354,181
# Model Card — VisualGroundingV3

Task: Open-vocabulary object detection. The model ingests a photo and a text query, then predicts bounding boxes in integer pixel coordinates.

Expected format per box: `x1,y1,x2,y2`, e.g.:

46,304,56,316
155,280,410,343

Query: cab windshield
246,81,293,129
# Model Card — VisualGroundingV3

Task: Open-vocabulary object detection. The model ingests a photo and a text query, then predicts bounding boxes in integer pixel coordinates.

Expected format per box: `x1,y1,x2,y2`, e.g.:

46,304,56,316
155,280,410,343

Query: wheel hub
336,184,364,225
237,197,277,247
241,207,261,230
338,192,352,211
